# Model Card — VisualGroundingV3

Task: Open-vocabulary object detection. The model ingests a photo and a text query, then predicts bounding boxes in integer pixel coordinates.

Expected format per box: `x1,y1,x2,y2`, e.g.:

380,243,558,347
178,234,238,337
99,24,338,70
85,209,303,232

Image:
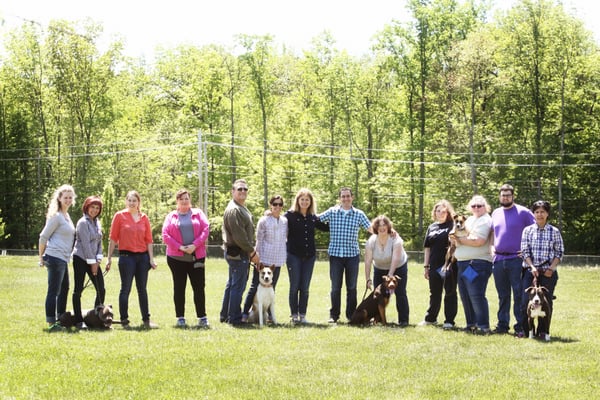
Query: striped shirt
520,223,564,270
256,214,288,266
319,205,370,258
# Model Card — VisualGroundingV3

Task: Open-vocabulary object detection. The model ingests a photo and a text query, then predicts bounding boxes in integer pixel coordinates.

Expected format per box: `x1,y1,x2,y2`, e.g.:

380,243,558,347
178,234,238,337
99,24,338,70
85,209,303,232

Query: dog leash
83,269,108,292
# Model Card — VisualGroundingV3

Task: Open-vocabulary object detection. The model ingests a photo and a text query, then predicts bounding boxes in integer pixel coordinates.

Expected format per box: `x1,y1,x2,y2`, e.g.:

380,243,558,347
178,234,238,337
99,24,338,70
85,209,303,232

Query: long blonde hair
292,188,317,215
46,184,76,219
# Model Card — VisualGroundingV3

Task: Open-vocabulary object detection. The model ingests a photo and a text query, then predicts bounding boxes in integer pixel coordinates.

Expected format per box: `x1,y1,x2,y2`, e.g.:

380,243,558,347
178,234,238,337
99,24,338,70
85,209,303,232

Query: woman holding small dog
419,199,458,329
162,189,210,328
72,196,105,330
518,200,563,341
454,195,493,334
39,184,76,331
242,195,288,323
106,190,158,329
363,215,409,326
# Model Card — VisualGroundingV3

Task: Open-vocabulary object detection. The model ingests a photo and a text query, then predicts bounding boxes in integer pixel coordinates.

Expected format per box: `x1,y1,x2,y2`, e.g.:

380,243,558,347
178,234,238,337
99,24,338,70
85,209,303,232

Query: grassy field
0,256,599,399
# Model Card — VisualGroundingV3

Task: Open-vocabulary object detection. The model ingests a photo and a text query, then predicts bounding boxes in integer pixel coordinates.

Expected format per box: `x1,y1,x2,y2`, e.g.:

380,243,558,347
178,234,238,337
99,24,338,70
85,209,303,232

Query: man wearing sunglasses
220,179,260,325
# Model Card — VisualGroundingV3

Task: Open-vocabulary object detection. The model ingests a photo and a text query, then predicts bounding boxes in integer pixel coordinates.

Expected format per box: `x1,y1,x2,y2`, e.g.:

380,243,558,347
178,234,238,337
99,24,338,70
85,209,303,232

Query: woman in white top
363,215,409,326
242,195,288,322
454,195,493,334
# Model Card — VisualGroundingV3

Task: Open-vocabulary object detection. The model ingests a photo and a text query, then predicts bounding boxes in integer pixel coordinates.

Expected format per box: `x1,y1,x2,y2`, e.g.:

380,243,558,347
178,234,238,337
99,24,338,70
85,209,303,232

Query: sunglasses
471,204,484,209
272,203,283,207
236,187,249,192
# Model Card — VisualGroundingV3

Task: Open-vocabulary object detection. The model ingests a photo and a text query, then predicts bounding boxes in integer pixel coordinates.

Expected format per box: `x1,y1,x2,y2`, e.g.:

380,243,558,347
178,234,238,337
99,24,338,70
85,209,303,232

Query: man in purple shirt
491,184,535,336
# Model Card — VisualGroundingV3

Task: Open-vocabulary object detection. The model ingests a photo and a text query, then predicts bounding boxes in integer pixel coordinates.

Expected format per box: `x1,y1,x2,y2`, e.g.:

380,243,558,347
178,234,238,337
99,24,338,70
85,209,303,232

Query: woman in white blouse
363,215,409,326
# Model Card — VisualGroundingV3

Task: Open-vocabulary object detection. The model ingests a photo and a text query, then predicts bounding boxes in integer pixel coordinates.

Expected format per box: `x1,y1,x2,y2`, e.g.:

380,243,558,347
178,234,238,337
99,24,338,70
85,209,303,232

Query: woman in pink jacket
162,189,210,328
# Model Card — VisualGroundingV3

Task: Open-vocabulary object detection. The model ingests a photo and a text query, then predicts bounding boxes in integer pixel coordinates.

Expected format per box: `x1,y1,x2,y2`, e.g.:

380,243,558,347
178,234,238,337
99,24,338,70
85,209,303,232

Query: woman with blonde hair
284,188,329,324
454,195,493,334
39,184,76,331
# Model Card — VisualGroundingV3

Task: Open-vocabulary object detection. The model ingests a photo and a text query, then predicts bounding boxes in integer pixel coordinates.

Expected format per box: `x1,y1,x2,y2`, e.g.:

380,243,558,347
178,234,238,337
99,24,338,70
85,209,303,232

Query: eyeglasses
471,204,484,209
272,203,283,207
236,187,248,192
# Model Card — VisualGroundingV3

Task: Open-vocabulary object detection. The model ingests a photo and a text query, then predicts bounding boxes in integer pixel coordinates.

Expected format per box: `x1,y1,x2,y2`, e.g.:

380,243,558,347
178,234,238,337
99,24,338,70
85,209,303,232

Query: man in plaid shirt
319,187,372,323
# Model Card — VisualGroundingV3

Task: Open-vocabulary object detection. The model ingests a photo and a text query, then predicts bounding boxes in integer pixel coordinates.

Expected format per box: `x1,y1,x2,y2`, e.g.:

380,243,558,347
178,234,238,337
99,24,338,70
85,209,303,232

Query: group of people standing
39,186,208,331
220,180,411,326
39,181,563,339
419,184,564,340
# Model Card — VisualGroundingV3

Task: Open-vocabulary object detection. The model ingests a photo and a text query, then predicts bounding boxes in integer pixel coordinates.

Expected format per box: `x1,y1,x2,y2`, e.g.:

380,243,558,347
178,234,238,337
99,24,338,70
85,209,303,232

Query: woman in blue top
39,184,76,331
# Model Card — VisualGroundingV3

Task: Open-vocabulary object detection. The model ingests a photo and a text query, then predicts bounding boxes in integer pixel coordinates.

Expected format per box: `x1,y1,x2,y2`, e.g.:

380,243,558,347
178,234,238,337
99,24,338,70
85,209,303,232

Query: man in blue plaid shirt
319,187,372,323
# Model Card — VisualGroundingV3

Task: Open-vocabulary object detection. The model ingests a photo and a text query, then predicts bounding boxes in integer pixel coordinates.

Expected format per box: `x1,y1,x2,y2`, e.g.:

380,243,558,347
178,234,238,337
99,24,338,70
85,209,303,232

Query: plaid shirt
520,223,564,269
319,205,370,257
256,214,288,266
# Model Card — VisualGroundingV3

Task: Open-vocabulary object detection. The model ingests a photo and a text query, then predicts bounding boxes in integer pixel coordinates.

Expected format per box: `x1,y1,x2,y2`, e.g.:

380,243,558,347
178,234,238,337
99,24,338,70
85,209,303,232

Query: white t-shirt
366,234,408,270
454,213,493,262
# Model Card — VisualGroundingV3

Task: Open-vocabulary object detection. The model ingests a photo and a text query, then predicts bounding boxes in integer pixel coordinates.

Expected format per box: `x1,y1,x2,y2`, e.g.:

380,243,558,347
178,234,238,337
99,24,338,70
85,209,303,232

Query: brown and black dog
525,285,552,341
350,275,400,326
443,214,469,272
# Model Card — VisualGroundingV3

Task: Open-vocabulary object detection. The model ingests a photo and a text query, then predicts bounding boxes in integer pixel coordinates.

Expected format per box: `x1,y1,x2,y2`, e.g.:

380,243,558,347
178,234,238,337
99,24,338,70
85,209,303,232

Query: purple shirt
491,204,535,262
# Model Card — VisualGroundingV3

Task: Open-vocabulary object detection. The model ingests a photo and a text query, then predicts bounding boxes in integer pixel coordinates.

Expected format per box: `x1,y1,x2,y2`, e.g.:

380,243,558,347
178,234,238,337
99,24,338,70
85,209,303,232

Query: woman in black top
419,199,457,329
285,188,329,324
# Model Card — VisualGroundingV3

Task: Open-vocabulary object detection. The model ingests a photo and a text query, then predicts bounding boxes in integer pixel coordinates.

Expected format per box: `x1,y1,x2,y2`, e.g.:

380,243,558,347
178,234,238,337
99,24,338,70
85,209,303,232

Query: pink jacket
162,208,210,259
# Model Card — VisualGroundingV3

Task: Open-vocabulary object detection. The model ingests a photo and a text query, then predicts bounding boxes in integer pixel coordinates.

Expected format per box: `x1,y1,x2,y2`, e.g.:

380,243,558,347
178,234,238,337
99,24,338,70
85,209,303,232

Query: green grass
1,256,599,399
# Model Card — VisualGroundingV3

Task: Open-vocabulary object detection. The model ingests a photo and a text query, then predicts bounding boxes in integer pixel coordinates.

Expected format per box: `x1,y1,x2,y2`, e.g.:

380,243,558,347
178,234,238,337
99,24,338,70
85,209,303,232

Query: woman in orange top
106,190,158,329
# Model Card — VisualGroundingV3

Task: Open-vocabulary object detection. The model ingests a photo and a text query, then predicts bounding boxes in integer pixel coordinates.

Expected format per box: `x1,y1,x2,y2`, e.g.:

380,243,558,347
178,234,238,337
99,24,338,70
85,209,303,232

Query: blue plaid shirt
520,223,564,269
319,205,370,257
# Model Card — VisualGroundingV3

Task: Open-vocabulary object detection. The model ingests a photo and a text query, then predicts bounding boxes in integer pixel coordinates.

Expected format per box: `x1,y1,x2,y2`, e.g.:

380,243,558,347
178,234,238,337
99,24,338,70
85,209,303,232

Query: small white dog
248,264,277,327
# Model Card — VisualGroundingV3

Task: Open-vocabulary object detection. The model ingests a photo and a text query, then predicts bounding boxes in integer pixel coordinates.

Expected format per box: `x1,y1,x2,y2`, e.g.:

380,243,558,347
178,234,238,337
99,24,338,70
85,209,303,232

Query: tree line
0,0,598,254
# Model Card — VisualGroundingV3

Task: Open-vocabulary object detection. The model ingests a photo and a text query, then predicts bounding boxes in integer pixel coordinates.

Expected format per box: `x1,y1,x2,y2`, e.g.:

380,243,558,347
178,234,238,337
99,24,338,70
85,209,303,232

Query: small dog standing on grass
350,275,400,326
247,264,277,327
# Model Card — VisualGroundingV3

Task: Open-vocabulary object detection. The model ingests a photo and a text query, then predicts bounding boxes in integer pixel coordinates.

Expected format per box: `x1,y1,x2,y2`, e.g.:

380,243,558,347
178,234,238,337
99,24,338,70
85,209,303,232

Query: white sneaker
197,317,210,329
291,314,300,324
417,320,436,326
176,317,186,327
442,322,454,329
299,315,308,324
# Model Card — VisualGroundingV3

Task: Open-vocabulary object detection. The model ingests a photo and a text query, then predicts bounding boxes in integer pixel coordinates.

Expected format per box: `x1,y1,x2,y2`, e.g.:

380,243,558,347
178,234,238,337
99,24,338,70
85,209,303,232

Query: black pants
167,256,206,318
424,262,458,325
72,255,105,322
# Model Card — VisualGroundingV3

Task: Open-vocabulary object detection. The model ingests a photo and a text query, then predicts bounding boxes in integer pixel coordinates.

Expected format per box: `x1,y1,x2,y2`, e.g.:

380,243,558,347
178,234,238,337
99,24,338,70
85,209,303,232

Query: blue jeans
457,259,492,330
287,253,317,316
329,255,359,321
220,254,250,324
243,265,281,315
118,252,151,323
44,254,69,323
373,263,409,324
72,255,105,322
520,269,558,335
492,257,524,332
